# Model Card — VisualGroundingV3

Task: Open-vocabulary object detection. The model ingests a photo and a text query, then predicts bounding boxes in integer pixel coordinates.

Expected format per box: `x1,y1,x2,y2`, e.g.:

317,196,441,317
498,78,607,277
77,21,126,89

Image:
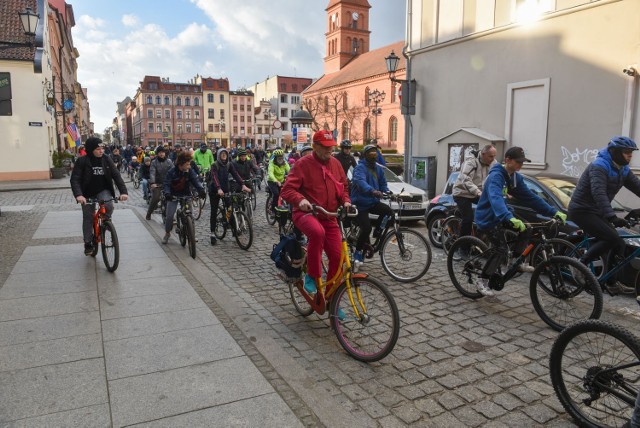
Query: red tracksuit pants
293,211,342,280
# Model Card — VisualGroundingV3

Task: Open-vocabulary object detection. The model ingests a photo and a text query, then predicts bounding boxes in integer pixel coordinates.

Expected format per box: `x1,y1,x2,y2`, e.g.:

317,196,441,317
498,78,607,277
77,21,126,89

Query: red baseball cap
312,130,337,147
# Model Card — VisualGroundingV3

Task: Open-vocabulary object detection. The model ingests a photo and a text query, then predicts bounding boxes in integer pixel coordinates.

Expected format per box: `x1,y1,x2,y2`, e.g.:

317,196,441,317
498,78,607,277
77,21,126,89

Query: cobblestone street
1,179,639,427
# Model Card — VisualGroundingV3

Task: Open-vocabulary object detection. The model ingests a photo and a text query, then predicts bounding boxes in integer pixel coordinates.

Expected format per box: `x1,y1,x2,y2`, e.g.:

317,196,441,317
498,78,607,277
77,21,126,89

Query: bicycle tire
441,216,462,255
446,236,488,299
177,215,187,247
251,190,257,210
214,200,227,240
265,193,276,225
100,221,119,272
288,280,314,317
234,211,253,250
530,255,603,332
549,319,640,427
380,228,432,282
90,233,99,257
192,190,205,221
185,215,196,259
244,196,253,219
530,238,576,267
330,276,400,362
133,177,140,189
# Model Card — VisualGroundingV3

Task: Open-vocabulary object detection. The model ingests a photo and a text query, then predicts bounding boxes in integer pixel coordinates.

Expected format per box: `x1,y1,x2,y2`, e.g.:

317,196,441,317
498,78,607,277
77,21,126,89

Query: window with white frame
505,78,550,168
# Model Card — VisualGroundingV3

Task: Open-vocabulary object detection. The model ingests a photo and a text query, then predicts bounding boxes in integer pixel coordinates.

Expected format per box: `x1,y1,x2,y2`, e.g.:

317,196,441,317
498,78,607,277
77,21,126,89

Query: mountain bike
85,197,120,272
132,172,140,189
447,219,603,331
213,191,253,250
265,184,278,226
345,193,432,283
549,319,640,427
286,205,400,362
172,195,197,259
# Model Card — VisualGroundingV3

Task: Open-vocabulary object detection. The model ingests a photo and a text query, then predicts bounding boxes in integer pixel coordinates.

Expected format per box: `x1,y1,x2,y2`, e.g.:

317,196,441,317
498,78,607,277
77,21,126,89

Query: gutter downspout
402,0,413,183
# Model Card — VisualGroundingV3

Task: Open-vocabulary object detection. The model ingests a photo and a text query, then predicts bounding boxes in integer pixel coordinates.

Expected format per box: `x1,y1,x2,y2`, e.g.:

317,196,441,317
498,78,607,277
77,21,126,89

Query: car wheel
427,213,446,248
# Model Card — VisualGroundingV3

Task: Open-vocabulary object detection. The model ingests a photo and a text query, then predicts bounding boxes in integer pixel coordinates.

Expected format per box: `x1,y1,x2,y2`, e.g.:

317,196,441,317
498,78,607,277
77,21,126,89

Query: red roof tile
0,0,37,61
304,41,405,94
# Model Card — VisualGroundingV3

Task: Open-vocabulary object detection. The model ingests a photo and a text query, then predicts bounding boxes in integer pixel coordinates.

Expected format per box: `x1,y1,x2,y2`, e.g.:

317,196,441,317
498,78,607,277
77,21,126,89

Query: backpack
271,233,304,280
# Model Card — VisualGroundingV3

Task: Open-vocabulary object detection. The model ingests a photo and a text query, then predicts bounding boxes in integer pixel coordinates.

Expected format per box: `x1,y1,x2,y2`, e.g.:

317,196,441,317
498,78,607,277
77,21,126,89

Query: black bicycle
550,319,640,427
214,192,253,250
165,196,197,259
265,184,278,226
446,219,603,331
345,193,432,283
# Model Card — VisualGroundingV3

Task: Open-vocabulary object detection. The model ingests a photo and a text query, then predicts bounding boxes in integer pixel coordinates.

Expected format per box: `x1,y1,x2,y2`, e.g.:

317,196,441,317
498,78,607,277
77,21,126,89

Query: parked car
348,164,429,221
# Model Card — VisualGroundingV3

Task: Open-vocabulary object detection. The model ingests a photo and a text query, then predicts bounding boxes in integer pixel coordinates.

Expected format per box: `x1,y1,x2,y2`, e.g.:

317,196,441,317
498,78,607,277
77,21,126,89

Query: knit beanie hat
85,137,103,154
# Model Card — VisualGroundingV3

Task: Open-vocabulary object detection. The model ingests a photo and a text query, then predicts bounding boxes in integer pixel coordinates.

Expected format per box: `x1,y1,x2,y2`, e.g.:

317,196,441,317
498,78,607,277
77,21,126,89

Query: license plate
403,203,422,210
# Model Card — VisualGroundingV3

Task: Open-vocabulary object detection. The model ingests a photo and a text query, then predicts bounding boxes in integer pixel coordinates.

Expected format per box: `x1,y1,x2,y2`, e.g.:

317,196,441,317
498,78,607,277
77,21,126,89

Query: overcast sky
70,0,406,133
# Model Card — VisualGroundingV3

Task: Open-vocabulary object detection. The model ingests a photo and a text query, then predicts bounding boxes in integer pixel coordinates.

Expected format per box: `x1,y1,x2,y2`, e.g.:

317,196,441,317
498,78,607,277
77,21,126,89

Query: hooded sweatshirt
210,148,244,193
350,158,389,210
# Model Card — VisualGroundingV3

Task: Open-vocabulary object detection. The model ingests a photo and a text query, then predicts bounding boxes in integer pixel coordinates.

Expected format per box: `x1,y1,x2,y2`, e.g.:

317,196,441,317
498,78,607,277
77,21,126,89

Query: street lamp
218,119,225,147
0,7,39,49
369,89,385,142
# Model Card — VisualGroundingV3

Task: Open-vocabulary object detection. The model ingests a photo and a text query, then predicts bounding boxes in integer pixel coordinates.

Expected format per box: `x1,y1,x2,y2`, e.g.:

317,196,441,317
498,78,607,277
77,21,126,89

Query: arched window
176,97,182,106
155,96,161,105
164,96,170,105
146,95,152,104
389,116,398,143
341,121,349,141
324,96,329,113
194,97,200,106
364,87,370,106
363,119,371,141
185,97,191,106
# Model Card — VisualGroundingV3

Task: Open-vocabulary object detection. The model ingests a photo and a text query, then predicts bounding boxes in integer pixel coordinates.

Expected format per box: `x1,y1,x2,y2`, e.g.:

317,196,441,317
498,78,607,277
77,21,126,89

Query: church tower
324,0,371,75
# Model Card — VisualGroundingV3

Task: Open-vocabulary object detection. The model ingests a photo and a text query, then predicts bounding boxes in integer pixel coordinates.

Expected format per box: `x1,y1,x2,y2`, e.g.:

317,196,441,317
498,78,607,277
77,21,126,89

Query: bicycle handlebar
311,204,358,218
83,197,119,205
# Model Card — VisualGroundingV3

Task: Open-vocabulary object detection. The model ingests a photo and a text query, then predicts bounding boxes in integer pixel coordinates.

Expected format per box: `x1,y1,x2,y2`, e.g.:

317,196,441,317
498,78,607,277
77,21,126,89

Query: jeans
210,193,231,233
356,202,394,251
164,200,179,233
141,179,149,200
82,189,114,243
453,196,478,237
147,186,162,216
293,211,342,279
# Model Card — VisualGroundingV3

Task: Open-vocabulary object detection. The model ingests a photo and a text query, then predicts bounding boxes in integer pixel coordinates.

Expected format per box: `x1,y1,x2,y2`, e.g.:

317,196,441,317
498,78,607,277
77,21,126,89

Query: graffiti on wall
560,146,598,177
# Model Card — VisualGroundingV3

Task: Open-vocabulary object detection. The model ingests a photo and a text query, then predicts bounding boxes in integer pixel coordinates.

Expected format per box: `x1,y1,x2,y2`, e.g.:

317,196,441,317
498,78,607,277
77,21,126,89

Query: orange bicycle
85,197,120,272
288,205,400,362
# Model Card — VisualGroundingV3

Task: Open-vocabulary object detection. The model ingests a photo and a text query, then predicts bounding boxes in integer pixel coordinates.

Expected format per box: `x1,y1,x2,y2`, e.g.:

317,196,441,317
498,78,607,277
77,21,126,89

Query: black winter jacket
70,155,128,198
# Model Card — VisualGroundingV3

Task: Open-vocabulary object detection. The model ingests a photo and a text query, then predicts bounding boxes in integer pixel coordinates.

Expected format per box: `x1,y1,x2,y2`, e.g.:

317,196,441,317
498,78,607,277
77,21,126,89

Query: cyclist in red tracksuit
281,130,351,295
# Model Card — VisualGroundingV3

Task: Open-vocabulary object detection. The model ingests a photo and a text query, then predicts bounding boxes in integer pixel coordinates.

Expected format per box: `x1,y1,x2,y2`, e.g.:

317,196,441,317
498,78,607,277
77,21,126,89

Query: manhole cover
461,340,486,352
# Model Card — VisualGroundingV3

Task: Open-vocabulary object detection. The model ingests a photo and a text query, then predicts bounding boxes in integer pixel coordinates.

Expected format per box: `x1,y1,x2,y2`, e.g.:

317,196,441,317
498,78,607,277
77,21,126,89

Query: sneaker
606,281,635,295
353,251,364,271
84,242,94,256
303,274,317,294
517,264,535,273
453,248,468,261
145,213,151,220
336,307,347,321
162,233,170,244
475,278,495,297
210,234,217,246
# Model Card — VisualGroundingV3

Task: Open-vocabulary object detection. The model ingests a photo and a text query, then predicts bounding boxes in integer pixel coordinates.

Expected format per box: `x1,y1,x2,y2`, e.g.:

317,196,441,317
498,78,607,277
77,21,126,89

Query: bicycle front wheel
185,215,196,259
251,191,257,210
380,228,431,282
289,280,313,317
330,276,400,362
549,319,640,427
234,211,253,250
101,221,119,272
265,193,276,225
133,177,140,189
177,215,187,247
446,236,488,299
214,200,227,240
530,255,603,331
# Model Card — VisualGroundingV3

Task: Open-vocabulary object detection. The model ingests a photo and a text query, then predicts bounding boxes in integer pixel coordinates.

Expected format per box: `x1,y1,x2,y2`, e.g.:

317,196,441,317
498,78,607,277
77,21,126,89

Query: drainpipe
402,0,413,184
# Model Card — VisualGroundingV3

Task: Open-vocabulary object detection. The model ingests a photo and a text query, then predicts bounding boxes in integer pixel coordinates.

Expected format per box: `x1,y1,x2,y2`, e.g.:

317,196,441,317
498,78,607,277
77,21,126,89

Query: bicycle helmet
300,145,313,156
340,140,352,148
149,150,155,156
273,149,284,157
237,147,247,156
363,144,377,157
608,136,638,151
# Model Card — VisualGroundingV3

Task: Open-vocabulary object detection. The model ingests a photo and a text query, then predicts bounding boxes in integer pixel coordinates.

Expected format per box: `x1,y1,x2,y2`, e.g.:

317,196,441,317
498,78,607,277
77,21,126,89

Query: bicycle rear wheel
380,228,431,282
234,211,253,250
133,176,140,189
192,191,205,221
530,255,603,331
446,236,488,299
330,276,399,362
214,200,227,240
289,280,313,317
185,215,196,259
549,319,640,427
441,216,461,255
101,221,119,272
265,193,276,225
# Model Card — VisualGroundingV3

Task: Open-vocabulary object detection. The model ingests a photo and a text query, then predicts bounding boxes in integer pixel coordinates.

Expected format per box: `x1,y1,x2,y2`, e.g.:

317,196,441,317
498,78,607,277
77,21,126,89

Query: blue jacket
163,166,203,197
474,163,556,230
351,159,389,210
569,148,640,219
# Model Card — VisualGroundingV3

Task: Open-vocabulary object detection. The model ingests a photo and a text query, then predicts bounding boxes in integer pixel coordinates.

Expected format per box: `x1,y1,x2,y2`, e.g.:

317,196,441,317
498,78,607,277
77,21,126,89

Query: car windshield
535,177,626,211
381,165,403,183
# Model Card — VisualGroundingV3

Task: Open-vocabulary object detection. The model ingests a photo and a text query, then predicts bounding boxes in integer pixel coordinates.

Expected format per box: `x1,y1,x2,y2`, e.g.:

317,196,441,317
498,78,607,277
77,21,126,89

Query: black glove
609,216,629,228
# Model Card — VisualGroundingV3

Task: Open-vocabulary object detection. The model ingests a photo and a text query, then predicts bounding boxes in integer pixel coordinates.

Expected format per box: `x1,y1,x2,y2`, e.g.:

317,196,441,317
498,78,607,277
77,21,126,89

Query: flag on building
66,122,80,147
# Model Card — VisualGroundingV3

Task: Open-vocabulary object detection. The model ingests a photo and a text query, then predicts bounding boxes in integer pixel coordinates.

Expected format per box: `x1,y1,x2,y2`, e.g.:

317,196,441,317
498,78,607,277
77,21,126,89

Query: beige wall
0,60,56,181
408,0,640,199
